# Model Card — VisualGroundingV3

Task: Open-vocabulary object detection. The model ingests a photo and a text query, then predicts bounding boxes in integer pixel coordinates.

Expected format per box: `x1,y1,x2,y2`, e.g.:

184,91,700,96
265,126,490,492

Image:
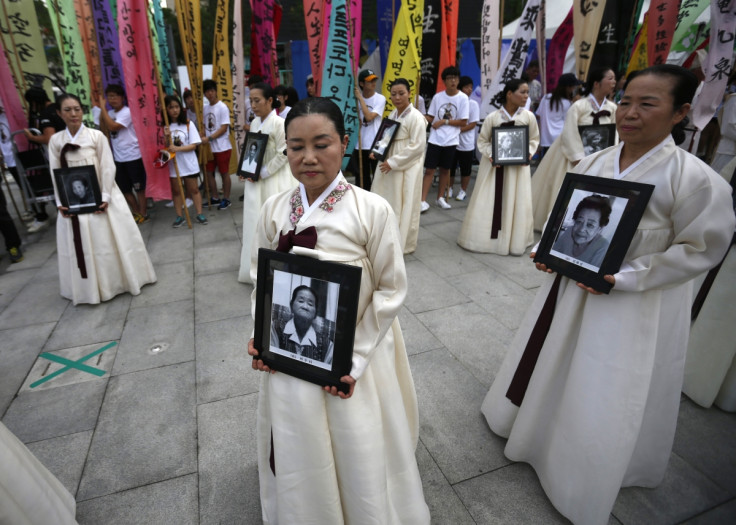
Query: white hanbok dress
458,107,539,255
531,96,617,231
251,174,430,524
482,137,735,525
238,110,297,283
48,126,156,305
370,104,427,254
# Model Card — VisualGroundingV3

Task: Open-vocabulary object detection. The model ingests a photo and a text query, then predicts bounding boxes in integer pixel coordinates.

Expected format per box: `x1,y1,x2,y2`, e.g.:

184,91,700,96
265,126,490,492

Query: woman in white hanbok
238,83,297,283
248,98,430,524
531,68,618,231
482,65,735,525
371,78,427,254
458,79,540,255
48,94,156,305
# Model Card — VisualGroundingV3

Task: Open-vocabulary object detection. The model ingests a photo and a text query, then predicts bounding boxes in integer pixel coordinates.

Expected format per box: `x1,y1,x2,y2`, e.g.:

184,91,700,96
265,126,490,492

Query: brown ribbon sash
491,120,517,239
590,110,611,126
60,143,87,279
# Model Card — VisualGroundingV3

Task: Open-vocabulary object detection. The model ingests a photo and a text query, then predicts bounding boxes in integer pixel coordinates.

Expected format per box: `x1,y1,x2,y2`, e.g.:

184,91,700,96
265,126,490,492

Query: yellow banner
175,0,203,122
382,0,424,116
626,13,649,78
212,0,238,173
573,0,607,81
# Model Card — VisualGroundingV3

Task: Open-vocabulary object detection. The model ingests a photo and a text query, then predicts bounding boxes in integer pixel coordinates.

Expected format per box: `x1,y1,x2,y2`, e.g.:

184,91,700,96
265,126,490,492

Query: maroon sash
491,120,517,239
60,143,87,279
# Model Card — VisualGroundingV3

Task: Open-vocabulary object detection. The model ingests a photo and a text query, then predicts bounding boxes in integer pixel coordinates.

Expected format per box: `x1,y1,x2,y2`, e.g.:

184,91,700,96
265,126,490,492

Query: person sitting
272,285,334,364
552,194,611,267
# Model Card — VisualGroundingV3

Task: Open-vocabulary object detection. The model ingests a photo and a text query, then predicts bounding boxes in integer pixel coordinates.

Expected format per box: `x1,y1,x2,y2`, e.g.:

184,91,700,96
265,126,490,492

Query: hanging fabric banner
420,0,442,99
377,0,400,77
589,0,637,76
673,0,709,45
91,0,125,92
174,0,203,126
233,0,246,151
617,0,646,74
625,13,649,78
213,0,238,174
646,0,680,66
546,8,574,93
303,0,325,94
480,0,542,118
690,0,736,131
382,0,424,115
74,0,103,107
459,38,481,88
0,37,29,149
671,21,709,54
251,0,279,87
348,0,362,72
536,0,547,96
573,0,607,81
320,0,360,169
480,0,501,95
0,0,55,101
152,0,175,94
117,0,168,200
436,0,458,92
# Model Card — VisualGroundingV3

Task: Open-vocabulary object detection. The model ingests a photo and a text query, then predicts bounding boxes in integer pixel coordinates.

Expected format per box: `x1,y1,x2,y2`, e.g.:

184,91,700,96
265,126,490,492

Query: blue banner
152,0,175,94
291,40,311,100
377,0,400,77
459,38,481,89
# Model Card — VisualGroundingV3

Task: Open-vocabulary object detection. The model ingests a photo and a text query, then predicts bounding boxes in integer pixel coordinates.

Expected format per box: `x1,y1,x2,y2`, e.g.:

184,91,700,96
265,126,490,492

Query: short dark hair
573,195,612,227
247,75,264,87
203,79,217,92
104,84,125,97
284,97,345,138
290,285,318,309
500,79,527,103
250,82,279,110
441,66,461,80
458,76,474,90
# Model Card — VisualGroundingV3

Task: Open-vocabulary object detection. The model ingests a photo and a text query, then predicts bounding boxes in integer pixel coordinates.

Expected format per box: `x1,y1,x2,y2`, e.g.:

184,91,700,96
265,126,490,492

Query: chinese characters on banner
480,0,501,95
573,0,607,81
251,0,279,88
546,8,574,93
421,0,442,100
303,0,325,95
382,0,424,116
589,0,638,76
233,0,246,150
646,0,680,66
436,0,458,92
673,0,709,46
91,0,125,93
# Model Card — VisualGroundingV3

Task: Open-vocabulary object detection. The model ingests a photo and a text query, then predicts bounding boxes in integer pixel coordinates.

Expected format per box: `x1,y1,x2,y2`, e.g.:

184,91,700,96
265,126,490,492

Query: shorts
424,143,457,170
206,150,232,175
454,149,474,177
115,158,147,193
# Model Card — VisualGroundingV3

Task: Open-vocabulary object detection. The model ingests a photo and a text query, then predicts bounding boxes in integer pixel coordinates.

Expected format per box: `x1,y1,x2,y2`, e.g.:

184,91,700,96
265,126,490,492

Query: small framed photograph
253,248,363,393
53,165,102,214
534,173,654,293
578,124,616,156
369,118,400,161
237,131,269,181
492,125,529,166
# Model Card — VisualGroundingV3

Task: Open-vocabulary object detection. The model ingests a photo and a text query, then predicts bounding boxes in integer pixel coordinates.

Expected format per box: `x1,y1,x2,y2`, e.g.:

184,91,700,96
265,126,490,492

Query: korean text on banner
573,0,607,81
304,0,325,94
74,0,103,106
647,0,680,66
382,0,424,115
480,0,501,94
91,0,124,93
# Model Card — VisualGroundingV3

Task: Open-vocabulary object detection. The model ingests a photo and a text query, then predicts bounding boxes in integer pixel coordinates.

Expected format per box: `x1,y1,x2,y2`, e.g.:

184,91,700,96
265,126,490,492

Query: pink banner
0,37,28,150
303,0,326,94
251,0,279,87
117,0,168,201
546,7,574,93
316,0,361,87
646,0,680,66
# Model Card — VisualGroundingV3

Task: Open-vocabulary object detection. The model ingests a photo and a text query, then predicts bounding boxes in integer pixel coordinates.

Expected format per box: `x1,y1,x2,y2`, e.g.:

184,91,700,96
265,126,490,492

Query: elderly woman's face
572,208,603,245
292,289,317,323
72,180,86,198
500,134,513,149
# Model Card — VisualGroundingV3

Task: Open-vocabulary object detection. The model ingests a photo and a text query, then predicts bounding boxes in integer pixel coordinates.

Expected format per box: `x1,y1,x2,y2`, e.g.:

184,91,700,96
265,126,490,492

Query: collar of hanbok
613,135,672,180
253,109,277,132
65,124,86,142
395,104,414,120
283,319,318,347
588,94,607,112
501,106,523,121
290,172,352,226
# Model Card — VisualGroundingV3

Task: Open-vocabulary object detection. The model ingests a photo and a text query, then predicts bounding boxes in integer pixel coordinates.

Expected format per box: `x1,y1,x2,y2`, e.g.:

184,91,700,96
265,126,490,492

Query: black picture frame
578,124,616,156
534,173,654,293
369,118,400,161
53,165,102,214
492,125,529,166
254,248,363,393
237,131,269,181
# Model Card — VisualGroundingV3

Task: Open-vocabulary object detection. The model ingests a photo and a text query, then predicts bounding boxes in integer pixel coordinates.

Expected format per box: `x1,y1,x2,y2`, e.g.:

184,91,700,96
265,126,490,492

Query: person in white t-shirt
98,84,149,223
420,66,469,211
351,69,386,191
201,79,233,210
449,76,480,201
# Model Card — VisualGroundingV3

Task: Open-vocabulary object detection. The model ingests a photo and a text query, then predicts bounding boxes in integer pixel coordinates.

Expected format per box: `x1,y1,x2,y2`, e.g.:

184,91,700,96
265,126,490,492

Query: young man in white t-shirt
449,76,480,201
351,69,386,191
99,84,149,223
201,79,233,210
421,66,469,211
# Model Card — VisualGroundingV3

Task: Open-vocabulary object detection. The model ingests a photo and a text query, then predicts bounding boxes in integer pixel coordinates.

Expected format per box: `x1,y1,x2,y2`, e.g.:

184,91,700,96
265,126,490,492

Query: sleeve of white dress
387,110,426,171
93,130,116,202
48,134,63,207
264,117,288,177
350,200,408,380
476,116,494,159
559,101,585,163
526,110,540,155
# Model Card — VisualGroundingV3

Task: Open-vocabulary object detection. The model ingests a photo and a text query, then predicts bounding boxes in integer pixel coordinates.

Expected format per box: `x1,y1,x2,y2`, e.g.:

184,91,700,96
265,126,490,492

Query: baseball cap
359,69,378,83
558,73,582,87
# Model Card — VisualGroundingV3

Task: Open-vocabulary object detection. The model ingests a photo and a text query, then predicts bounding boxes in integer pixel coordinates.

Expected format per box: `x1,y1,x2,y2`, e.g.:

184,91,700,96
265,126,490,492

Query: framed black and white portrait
492,125,529,166
53,165,102,214
578,124,616,156
237,131,269,181
254,249,362,393
534,173,654,293
369,118,400,161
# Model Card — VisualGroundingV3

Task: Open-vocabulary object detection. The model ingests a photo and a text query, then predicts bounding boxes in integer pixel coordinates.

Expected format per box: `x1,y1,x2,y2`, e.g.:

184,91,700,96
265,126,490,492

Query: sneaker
185,198,193,208
209,197,221,205
135,214,151,224
21,211,35,222
447,187,453,199
9,246,23,263
195,214,208,225
165,200,175,208
27,219,49,233
456,189,467,201
436,197,452,209
420,201,430,213
218,198,231,210
172,216,186,228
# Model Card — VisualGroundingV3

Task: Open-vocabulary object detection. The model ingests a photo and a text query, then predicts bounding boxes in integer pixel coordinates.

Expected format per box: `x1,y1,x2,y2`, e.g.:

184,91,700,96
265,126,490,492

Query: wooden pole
498,0,505,70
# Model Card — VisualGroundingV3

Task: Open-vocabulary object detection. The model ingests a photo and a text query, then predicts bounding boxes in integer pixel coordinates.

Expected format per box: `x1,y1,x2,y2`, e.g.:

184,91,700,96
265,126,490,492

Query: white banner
480,0,501,95
232,0,246,150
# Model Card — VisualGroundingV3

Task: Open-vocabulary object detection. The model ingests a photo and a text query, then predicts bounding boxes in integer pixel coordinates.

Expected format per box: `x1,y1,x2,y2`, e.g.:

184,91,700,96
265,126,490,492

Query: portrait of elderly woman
270,283,336,367
551,194,612,269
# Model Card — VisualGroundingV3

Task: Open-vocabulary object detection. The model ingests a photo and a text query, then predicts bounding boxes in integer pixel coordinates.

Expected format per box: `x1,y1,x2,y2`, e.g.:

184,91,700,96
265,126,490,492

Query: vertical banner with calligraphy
348,0,362,72
174,0,203,126
480,0,501,96
0,37,29,149
0,0,54,101
117,0,168,200
546,8,574,92
480,0,542,118
646,0,680,66
251,0,279,87
213,0,238,174
74,0,103,107
573,0,608,81
377,0,400,77
625,13,649,78
320,0,360,169
382,0,424,115
91,0,125,92
420,0,442,99
152,0,175,94
233,0,246,151
590,0,637,76
690,0,736,132
436,0,458,92
673,0,709,46
303,0,325,94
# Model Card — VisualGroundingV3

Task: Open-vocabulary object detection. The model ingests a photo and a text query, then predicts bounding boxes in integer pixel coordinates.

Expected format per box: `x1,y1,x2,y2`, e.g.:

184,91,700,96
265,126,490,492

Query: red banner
646,0,680,66
0,37,28,150
74,0,104,106
437,0,458,92
251,0,279,87
545,7,574,93
303,0,325,94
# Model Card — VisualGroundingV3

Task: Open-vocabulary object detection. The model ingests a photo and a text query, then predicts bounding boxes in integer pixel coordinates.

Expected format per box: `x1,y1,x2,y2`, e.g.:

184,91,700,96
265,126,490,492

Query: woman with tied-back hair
48,93,156,305
248,97,430,524
482,65,734,525
531,67,618,231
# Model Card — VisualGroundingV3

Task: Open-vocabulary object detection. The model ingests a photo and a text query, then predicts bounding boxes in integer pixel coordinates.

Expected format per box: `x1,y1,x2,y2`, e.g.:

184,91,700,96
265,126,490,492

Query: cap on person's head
558,73,582,87
359,69,378,83
306,74,314,84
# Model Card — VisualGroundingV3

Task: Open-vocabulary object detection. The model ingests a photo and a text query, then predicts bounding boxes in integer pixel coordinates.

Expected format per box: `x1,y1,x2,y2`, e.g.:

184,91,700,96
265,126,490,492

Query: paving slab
410,348,510,485
3,239,56,272
26,430,93,497
194,270,252,324
130,259,193,309
31,252,61,282
76,473,199,525
413,240,488,279
195,316,258,404
682,498,736,524
44,295,130,351
193,239,242,276
0,277,69,330
468,249,545,290
146,228,194,265
404,259,471,314
197,393,261,525
0,267,35,310
192,214,240,244
397,306,444,356
112,299,194,375
77,362,197,500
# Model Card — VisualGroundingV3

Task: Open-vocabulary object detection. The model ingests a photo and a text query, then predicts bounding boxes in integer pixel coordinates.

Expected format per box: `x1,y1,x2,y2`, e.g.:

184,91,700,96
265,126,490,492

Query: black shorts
115,158,147,193
424,143,457,170
454,149,474,177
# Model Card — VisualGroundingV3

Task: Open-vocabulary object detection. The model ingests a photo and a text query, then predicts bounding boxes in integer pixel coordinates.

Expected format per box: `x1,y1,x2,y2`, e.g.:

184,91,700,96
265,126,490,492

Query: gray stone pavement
1,173,735,525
